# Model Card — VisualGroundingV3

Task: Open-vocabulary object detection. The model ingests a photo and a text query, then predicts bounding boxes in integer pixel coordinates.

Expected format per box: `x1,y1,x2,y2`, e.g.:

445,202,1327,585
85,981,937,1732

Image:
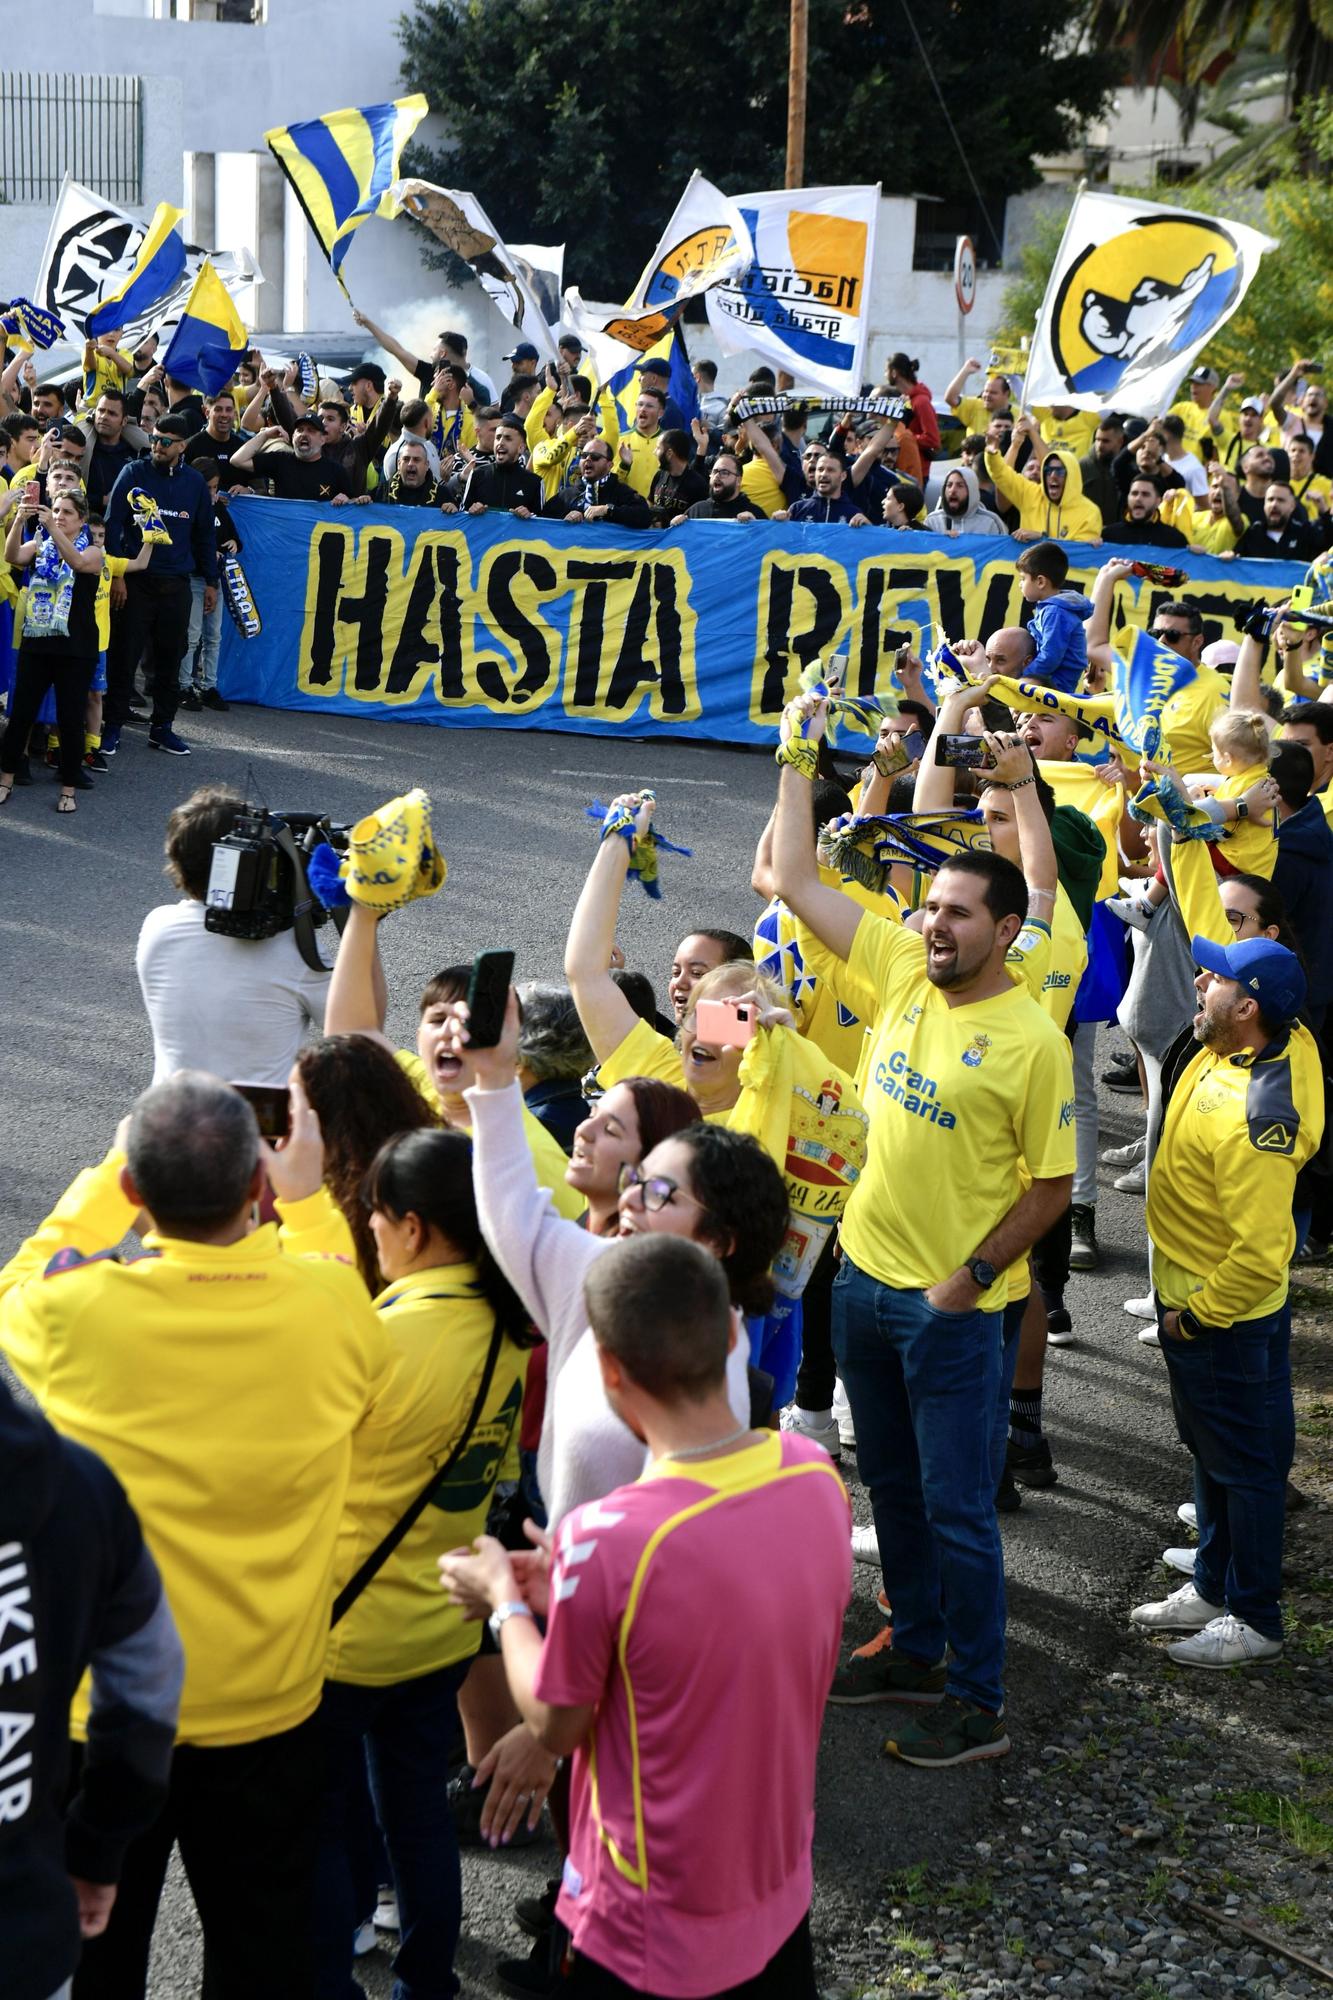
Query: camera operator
135,786,332,1085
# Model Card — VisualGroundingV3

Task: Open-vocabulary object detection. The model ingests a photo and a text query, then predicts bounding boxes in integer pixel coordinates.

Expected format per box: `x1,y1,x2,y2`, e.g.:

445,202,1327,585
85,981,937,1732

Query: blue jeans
315,1660,469,2000
185,574,222,690
1158,1301,1291,1642
833,1253,1006,1710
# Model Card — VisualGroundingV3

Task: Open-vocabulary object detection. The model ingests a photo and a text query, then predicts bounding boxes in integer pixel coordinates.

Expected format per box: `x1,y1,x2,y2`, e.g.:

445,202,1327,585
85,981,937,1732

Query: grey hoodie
924,463,1008,536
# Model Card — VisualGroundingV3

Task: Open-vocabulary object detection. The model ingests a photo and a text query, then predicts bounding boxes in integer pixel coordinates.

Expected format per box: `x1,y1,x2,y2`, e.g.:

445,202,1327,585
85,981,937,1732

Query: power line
897,0,1004,256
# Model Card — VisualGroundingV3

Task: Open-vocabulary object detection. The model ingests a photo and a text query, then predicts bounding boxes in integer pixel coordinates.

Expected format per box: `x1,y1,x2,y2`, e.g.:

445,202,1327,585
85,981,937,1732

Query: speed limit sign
954,235,977,315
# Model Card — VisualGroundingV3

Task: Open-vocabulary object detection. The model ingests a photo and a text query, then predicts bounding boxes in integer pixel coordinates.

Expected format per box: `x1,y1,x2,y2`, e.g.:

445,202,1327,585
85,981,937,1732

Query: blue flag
1114,624,1195,760
607,327,699,431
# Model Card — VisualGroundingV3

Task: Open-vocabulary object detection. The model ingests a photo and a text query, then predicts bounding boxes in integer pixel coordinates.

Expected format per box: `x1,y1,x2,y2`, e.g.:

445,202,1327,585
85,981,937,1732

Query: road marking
550,769,725,786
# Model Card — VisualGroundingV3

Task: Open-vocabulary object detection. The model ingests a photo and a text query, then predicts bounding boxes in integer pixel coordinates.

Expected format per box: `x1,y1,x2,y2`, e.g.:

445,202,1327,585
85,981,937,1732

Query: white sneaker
780,1404,840,1459
1177,1501,1198,1530
1167,1613,1283,1669
1162,1546,1196,1577
354,1920,377,1956
851,1522,881,1567
1123,1293,1155,1320
832,1377,856,1451
1101,1134,1147,1167
1130,1580,1224,1632
1106,892,1153,931
1113,1160,1147,1195
1138,1323,1161,1346
373,1886,399,1931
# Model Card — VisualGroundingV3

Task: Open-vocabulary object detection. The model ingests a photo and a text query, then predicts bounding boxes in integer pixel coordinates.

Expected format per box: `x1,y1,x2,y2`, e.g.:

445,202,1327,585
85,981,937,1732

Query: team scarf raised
586,791,692,898
731,393,909,425
984,675,1131,758
818,807,990,894
127,488,174,546
1,296,65,349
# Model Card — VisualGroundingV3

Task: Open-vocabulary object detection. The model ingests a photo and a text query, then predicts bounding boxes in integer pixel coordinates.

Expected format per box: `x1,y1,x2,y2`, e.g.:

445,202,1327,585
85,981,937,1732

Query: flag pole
786,0,808,189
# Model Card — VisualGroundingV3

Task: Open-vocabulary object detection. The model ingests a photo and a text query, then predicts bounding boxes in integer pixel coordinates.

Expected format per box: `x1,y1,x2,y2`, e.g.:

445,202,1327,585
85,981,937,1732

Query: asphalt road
0,701,1194,1996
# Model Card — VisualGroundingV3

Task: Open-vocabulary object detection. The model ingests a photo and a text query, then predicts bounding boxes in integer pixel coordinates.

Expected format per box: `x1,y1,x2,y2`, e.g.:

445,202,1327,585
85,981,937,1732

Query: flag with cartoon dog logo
1024,190,1276,419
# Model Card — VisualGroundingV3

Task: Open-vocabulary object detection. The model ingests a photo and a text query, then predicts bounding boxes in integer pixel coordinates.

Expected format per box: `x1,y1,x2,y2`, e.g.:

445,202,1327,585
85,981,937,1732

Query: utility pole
786,0,807,189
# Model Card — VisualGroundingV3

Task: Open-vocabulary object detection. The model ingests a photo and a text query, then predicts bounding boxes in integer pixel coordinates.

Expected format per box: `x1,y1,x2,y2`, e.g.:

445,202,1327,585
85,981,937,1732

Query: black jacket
1236,515,1324,562
1274,800,1333,1009
544,472,652,528
0,1381,182,2000
1078,451,1122,527
449,459,544,514
1104,517,1189,548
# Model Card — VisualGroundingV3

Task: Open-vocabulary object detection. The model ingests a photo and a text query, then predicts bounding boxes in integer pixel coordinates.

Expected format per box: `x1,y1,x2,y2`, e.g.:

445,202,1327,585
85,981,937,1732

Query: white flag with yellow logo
706,185,880,398
1025,189,1276,418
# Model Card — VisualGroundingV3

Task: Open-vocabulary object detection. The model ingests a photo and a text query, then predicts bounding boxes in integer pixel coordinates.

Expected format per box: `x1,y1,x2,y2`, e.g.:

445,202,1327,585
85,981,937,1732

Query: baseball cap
292,411,325,432
1190,366,1220,387
503,342,540,365
1240,396,1265,413
344,361,386,392
1191,934,1306,1025
637,357,670,377
1201,639,1239,668
559,333,584,353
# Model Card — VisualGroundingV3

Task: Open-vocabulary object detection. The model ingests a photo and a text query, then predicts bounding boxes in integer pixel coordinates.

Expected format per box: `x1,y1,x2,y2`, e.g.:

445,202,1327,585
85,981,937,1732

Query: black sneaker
515,1878,561,1940
179,687,203,712
1102,1058,1140,1093
100,725,121,757
85,748,109,773
828,1637,946,1706
1007,1435,1058,1489
1068,1203,1099,1272
201,687,230,711
995,1462,1023,1513
495,1919,568,1999
1046,1306,1074,1348
885,1694,1010,1768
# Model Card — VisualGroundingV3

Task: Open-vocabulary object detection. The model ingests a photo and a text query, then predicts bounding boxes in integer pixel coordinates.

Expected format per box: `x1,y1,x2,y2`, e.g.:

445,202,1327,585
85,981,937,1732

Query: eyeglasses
617,1162,704,1213
583,452,609,463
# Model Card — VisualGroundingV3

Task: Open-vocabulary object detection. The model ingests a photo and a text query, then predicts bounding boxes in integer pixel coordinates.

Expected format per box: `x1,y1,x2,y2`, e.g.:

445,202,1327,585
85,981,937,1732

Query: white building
0,3,1004,398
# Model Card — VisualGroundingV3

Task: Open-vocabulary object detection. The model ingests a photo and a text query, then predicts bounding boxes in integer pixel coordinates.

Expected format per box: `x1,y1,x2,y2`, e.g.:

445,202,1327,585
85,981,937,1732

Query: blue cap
1191,934,1306,1025
502,342,540,364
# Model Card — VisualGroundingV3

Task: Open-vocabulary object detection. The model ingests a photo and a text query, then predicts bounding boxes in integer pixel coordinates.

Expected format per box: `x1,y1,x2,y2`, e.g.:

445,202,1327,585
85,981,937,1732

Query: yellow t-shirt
752,868,898,1077
740,456,786,519
396,1050,584,1221
1034,407,1099,457
1166,399,1216,453
80,345,132,413
1212,763,1277,878
1156,665,1230,777
1040,759,1125,901
620,426,662,498
93,552,129,651
1012,885,1086,1030
1294,473,1333,520
835,914,1076,1307
954,395,1009,437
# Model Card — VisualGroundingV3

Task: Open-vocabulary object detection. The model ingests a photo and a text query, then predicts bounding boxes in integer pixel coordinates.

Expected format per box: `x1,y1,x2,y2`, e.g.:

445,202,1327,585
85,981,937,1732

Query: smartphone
233,1082,291,1140
872,737,911,779
693,998,758,1048
936,733,991,769
466,949,515,1049
1305,361,1324,374
896,642,914,675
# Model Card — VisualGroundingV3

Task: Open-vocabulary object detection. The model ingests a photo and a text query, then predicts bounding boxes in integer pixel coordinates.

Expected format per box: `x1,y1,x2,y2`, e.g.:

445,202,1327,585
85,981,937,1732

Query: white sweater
464,1083,750,1526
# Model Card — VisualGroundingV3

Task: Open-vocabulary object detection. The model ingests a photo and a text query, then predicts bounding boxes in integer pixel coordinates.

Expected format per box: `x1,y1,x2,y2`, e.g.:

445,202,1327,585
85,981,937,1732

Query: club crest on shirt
902,1002,923,1026
960,1033,992,1069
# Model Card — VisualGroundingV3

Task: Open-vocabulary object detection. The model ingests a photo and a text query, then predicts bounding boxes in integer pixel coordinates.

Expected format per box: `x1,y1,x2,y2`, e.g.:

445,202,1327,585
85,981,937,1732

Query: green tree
396,0,1115,297
1081,0,1333,130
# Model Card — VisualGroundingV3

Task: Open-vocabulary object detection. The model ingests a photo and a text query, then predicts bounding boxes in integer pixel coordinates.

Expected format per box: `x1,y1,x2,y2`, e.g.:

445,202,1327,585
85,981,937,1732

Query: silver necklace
664,1424,757,1461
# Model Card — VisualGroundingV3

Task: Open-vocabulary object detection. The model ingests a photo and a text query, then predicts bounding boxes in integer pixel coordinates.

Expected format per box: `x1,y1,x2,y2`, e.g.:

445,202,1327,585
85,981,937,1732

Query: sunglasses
150,433,182,446
617,1163,703,1214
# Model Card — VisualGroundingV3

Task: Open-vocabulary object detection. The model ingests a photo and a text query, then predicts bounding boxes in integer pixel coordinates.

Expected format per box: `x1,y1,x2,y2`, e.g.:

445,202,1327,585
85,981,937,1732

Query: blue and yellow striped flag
265,96,428,290
85,202,186,338
162,259,249,396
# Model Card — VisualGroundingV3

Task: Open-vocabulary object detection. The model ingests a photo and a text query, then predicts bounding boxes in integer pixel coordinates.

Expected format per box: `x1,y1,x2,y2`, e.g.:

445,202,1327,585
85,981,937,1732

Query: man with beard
924,465,1007,536
781,451,872,525
1110,473,1189,548
382,437,443,506
80,390,148,513
183,390,251,490
770,692,1074,1764
1130,937,1321,1669
439,414,543,516
675,450,765,522
648,429,706,527
1236,480,1325,561
229,413,353,502
1077,412,1126,527
544,436,651,527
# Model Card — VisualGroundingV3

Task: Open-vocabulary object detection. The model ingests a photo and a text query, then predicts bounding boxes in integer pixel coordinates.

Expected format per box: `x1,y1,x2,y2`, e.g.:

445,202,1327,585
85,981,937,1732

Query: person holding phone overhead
564,791,870,1406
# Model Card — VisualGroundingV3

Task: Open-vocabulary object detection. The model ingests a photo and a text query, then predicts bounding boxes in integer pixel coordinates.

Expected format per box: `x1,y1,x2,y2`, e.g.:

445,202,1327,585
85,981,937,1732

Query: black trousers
793,1230,840,1411
70,1713,323,2000
1032,1203,1073,1304
104,572,192,729
567,1913,816,2000
0,650,94,782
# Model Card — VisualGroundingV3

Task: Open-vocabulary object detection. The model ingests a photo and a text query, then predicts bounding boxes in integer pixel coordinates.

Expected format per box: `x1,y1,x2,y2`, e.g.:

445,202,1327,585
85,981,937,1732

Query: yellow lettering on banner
298,523,479,708
563,548,700,723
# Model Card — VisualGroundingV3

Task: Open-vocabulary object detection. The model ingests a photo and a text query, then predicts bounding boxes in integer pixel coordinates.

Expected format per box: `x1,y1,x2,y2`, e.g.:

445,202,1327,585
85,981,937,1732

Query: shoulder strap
330,1316,505,1629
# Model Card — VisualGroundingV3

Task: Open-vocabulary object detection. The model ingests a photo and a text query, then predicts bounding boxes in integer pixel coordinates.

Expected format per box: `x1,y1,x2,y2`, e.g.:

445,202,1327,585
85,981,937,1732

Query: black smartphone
466,949,516,1049
233,1081,291,1140
936,734,990,769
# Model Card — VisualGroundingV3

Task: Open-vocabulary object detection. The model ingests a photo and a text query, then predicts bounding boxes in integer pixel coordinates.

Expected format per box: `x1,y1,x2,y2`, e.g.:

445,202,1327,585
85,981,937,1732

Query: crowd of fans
4,325,1330,812
2,316,1333,2000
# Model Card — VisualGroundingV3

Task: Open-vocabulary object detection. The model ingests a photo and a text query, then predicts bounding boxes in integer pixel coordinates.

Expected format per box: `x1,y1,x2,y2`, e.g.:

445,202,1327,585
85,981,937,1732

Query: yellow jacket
619,424,663,499
0,1153,394,1746
278,1187,529,1687
985,446,1104,542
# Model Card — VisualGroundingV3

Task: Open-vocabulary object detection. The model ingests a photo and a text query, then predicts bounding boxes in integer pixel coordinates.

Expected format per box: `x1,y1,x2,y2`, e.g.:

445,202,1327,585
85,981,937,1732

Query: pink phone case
693,998,758,1047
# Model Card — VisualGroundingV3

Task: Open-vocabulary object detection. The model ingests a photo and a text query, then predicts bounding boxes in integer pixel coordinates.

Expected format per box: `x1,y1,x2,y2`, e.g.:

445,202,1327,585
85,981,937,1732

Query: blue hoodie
1026,590,1093,694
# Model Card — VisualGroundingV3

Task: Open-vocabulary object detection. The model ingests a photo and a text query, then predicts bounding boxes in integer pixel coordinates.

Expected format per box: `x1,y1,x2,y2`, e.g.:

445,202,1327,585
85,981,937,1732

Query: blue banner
217,500,1308,745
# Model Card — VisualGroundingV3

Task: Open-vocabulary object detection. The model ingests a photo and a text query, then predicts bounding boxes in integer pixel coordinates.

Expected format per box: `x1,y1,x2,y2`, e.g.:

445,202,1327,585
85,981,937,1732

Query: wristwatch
488,1600,536,1642
1234,798,1250,820
1177,1307,1217,1342
967,1257,997,1291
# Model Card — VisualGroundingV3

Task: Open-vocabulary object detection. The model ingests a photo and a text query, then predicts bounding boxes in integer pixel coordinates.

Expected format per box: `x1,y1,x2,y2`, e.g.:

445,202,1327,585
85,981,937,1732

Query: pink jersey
534,1432,851,1997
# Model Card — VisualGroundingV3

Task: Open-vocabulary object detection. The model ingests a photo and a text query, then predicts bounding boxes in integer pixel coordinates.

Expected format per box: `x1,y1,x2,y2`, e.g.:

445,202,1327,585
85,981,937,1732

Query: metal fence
0,73,142,206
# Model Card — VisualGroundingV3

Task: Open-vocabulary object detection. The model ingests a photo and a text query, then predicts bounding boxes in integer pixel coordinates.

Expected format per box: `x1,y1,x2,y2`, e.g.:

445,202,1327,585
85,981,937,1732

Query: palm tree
1083,0,1333,134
